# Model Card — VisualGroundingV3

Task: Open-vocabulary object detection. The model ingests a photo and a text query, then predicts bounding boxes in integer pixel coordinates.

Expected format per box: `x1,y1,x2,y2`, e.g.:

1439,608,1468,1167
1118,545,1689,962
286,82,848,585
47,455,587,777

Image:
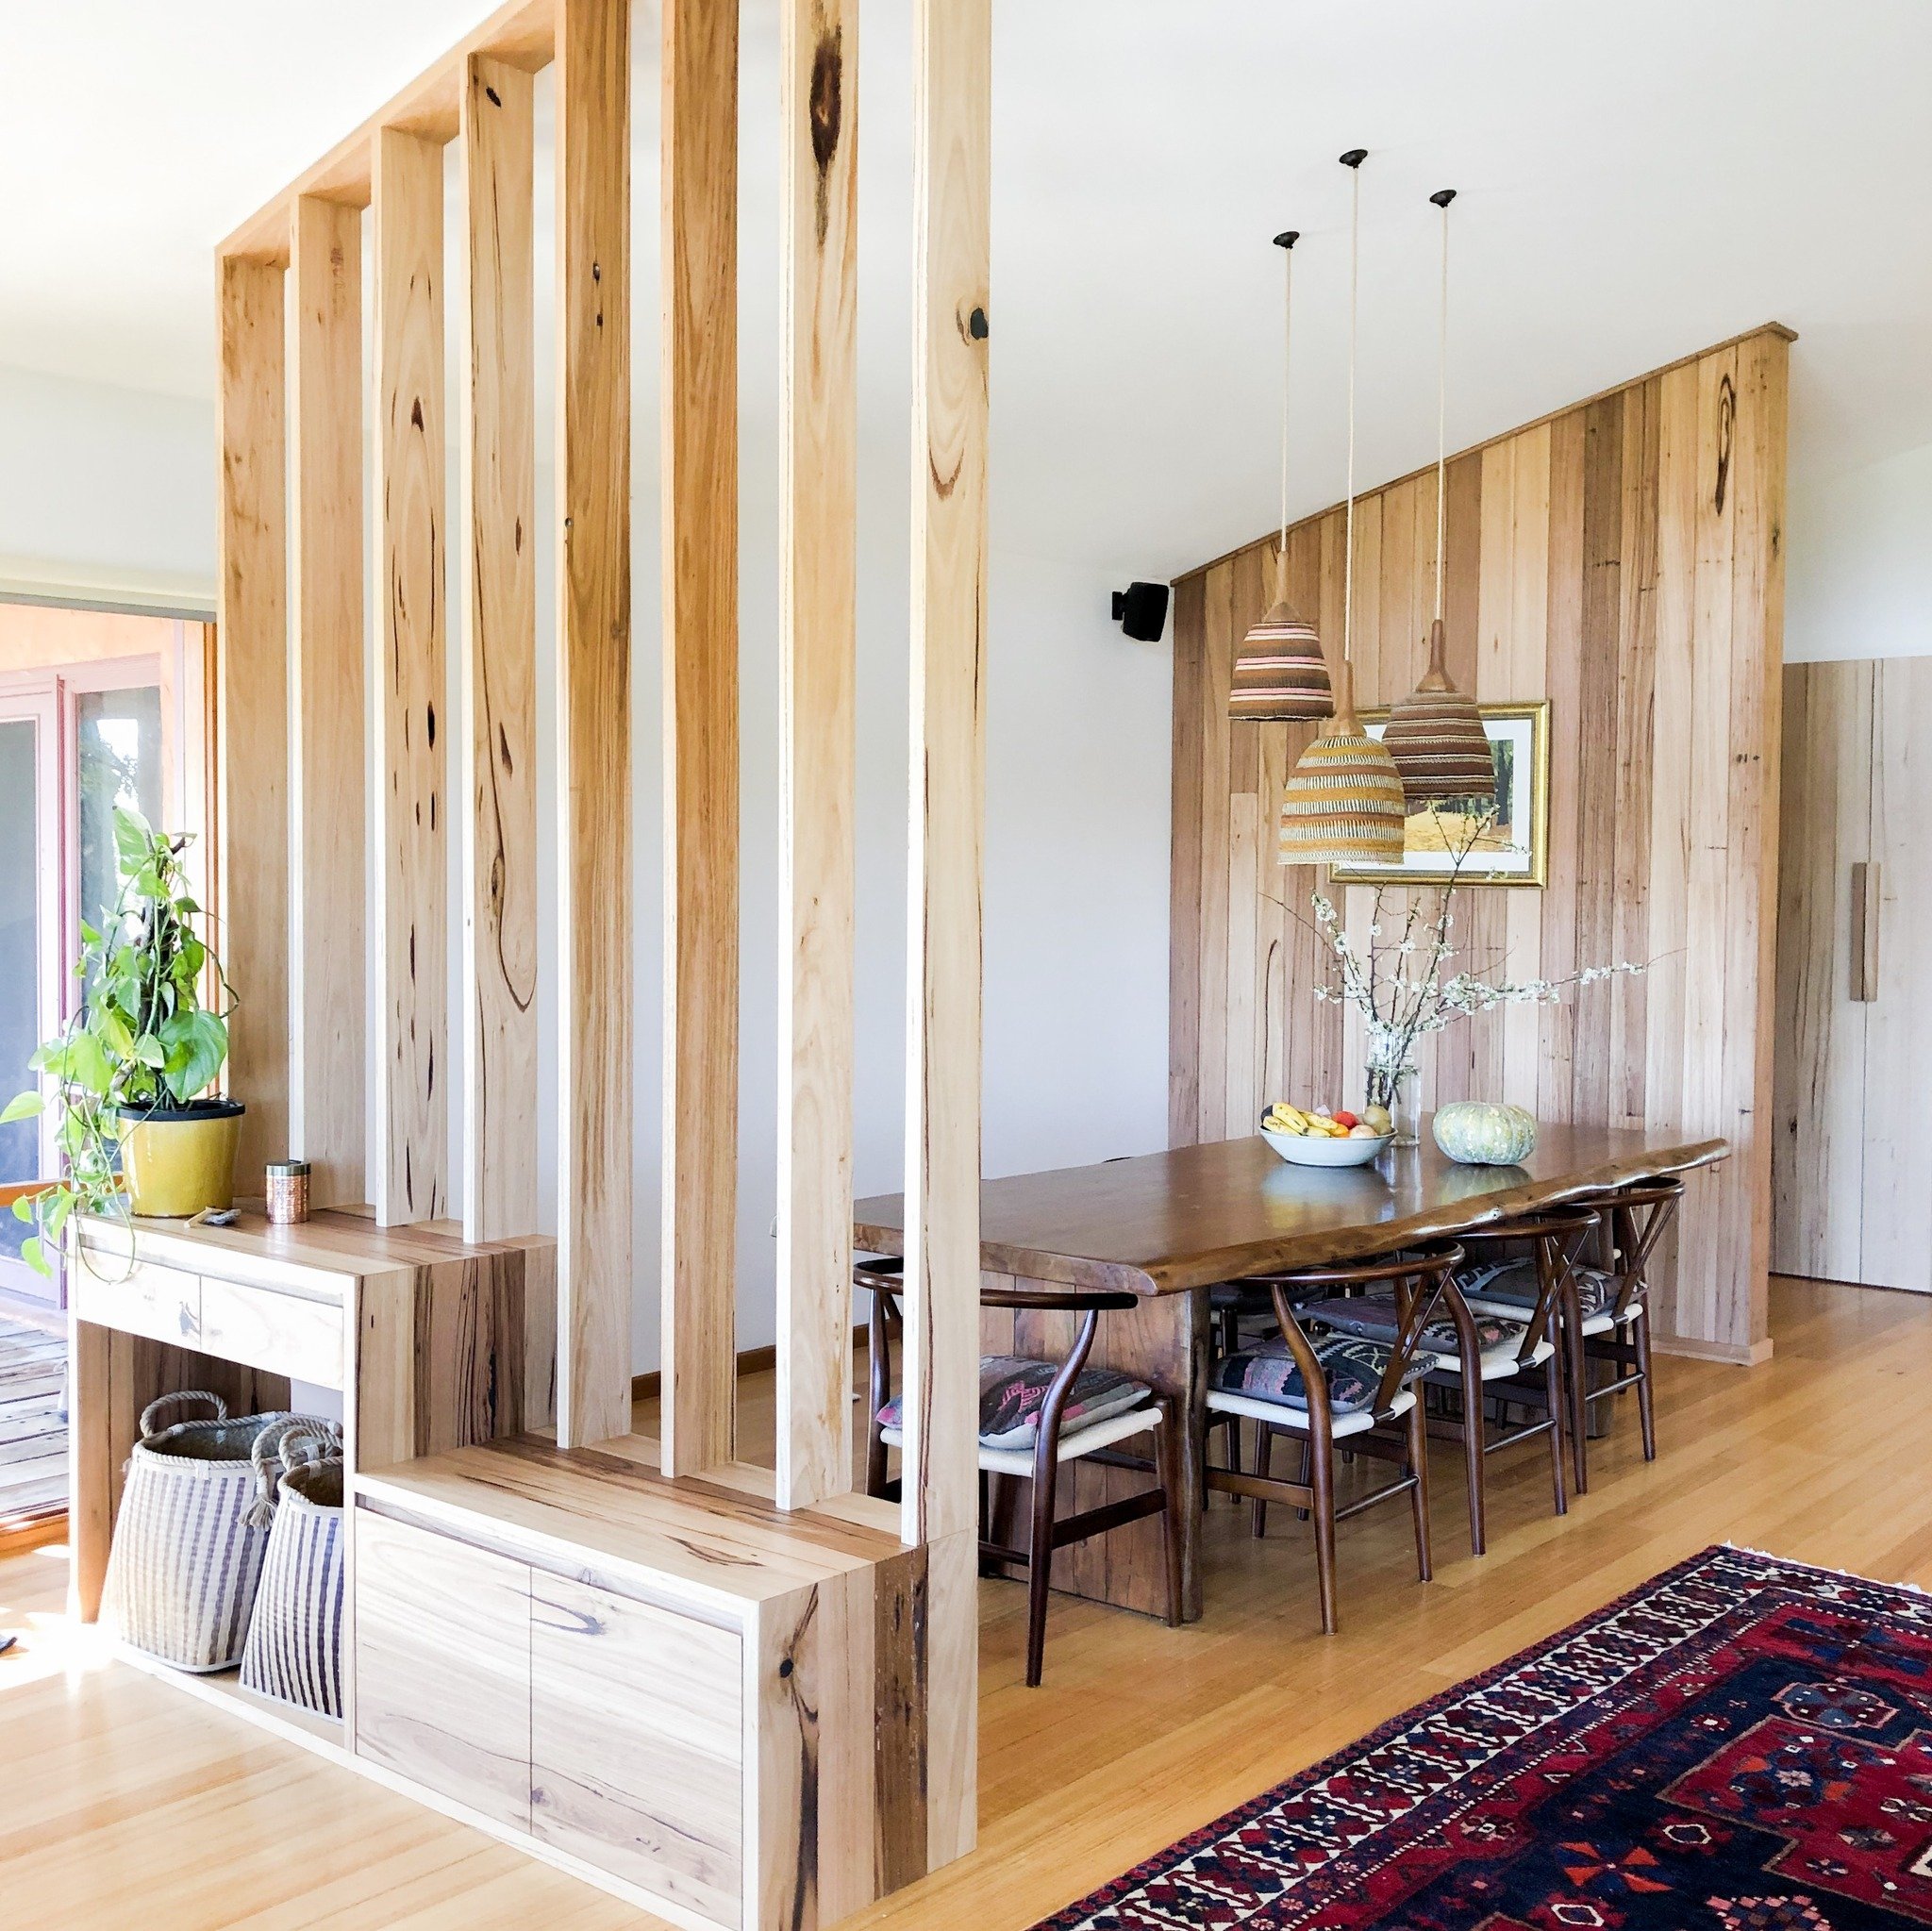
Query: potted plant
4,807,240,1269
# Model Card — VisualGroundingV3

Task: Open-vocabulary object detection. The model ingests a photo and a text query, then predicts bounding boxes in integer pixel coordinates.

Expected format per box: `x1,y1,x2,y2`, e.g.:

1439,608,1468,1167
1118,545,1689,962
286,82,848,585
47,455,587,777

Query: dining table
854,1118,1728,1623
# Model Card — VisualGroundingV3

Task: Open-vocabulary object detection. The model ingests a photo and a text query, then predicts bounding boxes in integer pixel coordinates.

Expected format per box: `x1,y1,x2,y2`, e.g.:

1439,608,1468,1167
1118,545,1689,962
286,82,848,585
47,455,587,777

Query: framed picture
1328,699,1550,889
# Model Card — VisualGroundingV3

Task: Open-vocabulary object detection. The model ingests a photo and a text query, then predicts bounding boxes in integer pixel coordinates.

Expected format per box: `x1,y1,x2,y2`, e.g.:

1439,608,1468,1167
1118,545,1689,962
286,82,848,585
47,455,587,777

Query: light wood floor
6,1276,1931,1930
0,1314,66,1527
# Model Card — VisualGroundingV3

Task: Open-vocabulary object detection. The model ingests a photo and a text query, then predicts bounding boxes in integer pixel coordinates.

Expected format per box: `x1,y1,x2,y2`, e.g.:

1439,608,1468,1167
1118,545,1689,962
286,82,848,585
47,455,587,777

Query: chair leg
1295,1436,1312,1521
1634,1316,1657,1461
1544,1346,1569,1517
866,1423,889,1501
1024,1456,1060,1689
1310,1433,1338,1636
1252,1423,1274,1539
1155,1405,1185,1628
1407,1399,1432,1585
1462,1349,1487,1559
1566,1317,1591,1496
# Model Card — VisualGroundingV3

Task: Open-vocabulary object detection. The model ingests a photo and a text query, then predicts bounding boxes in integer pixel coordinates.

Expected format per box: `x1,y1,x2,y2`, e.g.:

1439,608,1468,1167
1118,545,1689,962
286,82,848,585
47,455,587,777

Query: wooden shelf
357,1431,902,1615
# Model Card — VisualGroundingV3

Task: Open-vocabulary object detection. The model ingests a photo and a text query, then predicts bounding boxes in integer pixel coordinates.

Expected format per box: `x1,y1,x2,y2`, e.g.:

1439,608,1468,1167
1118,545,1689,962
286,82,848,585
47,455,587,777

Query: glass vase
1366,1062,1421,1147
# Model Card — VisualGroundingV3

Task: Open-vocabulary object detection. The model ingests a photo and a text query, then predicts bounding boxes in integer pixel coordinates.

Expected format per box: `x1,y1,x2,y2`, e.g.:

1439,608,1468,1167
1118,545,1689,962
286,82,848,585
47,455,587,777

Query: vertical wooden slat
1539,409,1586,1124
373,126,449,1228
774,0,859,1514
555,0,633,1447
1722,330,1786,1350
289,194,366,1208
1168,573,1206,1146
659,0,740,1477
903,0,990,1867
215,257,289,1187
1611,377,1661,1130
459,56,539,1245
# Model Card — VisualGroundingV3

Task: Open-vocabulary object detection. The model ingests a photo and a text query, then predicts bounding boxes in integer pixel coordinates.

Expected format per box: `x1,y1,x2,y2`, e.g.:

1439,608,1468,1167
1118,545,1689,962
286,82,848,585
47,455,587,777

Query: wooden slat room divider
207,0,987,1911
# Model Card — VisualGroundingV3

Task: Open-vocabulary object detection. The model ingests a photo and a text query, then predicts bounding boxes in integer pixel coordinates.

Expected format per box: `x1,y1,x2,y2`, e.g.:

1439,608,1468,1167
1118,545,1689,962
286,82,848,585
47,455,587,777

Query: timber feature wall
1170,325,1790,1362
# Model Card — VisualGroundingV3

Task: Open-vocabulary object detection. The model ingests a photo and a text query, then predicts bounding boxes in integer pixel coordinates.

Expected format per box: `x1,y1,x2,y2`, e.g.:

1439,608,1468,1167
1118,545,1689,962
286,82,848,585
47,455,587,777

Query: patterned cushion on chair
1457,1257,1617,1315
876,1356,1149,1452
1209,1334,1418,1416
1296,1292,1519,1358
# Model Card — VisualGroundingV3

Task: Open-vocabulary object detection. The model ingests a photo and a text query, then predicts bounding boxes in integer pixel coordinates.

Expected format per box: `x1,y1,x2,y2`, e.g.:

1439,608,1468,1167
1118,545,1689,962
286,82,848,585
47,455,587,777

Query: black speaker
1110,580,1170,643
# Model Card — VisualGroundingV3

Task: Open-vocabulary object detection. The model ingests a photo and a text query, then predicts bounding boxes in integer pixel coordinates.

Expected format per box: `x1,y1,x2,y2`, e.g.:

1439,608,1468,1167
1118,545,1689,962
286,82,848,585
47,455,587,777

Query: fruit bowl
1258,1107,1392,1168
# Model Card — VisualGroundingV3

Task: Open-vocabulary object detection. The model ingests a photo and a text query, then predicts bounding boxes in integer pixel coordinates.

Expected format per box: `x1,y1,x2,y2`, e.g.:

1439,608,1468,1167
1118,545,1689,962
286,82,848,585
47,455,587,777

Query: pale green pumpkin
1433,1100,1539,1166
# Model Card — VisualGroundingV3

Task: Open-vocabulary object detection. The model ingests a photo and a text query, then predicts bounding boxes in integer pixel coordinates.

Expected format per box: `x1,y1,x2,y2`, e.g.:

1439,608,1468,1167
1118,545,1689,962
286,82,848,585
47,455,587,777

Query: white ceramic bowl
1259,1121,1392,1167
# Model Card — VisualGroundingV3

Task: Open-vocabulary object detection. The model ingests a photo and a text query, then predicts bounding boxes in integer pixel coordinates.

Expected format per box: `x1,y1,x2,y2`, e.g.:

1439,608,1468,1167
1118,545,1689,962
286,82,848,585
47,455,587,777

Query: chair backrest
857,1259,1142,1465
1453,1207,1601,1355
1239,1240,1466,1422
1593,1177,1686,1321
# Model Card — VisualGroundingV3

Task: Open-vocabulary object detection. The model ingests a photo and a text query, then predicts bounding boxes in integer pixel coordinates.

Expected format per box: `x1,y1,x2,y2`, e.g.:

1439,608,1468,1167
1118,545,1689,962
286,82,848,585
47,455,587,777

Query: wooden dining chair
1452,1204,1621,1496
1287,1217,1579,1556
859,1260,1184,1688
1202,1240,1461,1636
1569,1176,1685,1477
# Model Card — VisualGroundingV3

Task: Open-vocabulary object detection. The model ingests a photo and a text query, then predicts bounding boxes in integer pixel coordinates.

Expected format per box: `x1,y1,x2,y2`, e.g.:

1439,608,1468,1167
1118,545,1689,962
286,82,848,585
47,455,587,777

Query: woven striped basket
102,1393,298,1673
240,1420,345,1718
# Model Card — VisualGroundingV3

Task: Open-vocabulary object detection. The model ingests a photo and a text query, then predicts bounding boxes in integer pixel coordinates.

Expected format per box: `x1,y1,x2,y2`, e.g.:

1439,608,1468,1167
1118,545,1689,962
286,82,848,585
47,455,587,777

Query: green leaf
78,919,100,947
112,806,154,873
1,1090,43,1124
11,1195,33,1223
65,1030,113,1096
98,1006,136,1060
162,1009,227,1102
133,1033,166,1068
20,1236,47,1276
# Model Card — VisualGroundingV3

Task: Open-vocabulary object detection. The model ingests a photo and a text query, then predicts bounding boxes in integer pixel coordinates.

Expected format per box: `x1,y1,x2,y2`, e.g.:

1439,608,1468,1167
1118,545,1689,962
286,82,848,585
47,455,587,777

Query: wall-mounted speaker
1110,580,1170,643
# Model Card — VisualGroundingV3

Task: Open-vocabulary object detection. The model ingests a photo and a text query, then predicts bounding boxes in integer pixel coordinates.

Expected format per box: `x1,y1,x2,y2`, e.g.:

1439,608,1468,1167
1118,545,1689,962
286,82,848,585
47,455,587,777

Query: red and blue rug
1037,1546,1932,1929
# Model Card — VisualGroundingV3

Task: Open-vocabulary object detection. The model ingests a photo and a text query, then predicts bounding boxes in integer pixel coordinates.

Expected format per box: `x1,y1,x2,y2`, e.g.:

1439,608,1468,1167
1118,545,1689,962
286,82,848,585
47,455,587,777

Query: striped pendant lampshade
1230,582,1333,723
1385,619,1496,804
1229,229,1333,723
1277,661,1407,868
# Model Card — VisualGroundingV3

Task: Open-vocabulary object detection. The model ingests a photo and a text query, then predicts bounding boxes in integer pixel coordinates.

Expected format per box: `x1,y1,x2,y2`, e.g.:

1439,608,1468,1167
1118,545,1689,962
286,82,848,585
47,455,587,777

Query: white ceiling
6,0,1931,578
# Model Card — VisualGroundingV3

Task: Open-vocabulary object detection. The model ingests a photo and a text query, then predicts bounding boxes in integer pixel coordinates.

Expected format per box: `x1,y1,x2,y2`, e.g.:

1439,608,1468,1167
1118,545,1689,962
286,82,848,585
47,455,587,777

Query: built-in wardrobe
1774,658,1932,1290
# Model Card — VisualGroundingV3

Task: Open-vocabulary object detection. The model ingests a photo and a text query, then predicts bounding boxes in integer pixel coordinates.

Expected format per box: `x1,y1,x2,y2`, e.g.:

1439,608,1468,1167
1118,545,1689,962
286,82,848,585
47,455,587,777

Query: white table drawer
72,1255,201,1348
198,1275,343,1387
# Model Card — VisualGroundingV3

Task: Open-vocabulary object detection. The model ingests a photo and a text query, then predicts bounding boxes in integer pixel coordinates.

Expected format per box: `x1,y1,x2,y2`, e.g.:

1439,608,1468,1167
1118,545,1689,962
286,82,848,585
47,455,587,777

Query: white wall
1785,439,1932,662
0,363,215,611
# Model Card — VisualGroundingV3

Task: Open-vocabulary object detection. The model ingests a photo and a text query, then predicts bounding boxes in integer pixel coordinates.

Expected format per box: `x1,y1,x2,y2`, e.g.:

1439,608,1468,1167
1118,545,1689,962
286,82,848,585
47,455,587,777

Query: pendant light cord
1343,158,1359,669
1435,191,1451,624
1280,241,1292,565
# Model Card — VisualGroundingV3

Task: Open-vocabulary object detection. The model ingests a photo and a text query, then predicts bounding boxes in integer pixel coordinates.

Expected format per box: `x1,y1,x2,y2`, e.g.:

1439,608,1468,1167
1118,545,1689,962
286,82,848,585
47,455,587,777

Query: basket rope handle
139,1390,227,1440
245,1417,344,1528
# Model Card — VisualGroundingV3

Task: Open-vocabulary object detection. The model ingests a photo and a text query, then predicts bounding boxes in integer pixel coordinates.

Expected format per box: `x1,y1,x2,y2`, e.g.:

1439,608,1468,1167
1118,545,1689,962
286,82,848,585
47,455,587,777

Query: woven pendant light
1229,230,1333,722
1278,151,1406,869
1386,188,1493,806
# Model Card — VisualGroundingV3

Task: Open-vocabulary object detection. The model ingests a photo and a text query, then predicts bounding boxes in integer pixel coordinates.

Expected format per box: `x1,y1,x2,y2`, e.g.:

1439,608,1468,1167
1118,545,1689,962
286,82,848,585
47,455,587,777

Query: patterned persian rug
1036,1546,1932,1929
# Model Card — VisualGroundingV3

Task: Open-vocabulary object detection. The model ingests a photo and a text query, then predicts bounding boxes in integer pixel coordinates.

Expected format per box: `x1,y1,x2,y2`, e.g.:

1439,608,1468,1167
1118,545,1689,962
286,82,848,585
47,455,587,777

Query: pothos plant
3,807,234,1273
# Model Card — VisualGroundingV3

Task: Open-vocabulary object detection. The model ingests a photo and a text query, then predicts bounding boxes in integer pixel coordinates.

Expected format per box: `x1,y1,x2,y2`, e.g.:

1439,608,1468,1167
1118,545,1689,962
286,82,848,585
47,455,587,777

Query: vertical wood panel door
529,1573,743,1927
1771,658,1932,1294
1860,658,1932,1290
352,1510,532,1830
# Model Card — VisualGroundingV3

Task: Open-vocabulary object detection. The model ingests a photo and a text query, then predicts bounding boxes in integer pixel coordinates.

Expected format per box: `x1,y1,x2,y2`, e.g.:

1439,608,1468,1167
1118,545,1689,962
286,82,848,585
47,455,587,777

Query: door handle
1851,861,1880,1003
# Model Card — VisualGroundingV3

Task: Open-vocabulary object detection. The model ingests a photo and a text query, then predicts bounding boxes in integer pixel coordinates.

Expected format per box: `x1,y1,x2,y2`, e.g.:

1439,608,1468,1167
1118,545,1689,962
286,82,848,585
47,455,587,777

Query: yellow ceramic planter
117,1101,244,1218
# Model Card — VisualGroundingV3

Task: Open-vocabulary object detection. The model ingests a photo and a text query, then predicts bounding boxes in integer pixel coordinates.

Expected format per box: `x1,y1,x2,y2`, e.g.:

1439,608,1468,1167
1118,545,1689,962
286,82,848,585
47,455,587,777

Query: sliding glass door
0,687,60,1300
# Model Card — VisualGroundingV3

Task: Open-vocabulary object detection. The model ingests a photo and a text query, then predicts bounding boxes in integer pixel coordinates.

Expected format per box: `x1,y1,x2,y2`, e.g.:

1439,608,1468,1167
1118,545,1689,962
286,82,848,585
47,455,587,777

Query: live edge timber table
855,1119,1728,1623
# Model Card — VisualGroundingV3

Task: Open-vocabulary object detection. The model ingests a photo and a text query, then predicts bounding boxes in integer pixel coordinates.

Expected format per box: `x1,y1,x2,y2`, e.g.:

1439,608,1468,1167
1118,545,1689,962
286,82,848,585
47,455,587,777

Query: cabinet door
1772,660,1872,1283
353,1509,532,1830
531,1573,743,1928
1862,658,1932,1290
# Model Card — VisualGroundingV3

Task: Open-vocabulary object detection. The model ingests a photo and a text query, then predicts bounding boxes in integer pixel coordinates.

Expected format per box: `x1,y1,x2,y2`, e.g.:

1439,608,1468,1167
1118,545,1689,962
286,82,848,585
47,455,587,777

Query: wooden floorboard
2,1277,1928,1928
0,1315,64,1528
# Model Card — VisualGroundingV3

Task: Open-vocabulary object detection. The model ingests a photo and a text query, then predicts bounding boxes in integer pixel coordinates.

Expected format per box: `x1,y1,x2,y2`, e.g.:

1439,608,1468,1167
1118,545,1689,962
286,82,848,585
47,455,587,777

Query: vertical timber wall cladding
1171,326,1790,1362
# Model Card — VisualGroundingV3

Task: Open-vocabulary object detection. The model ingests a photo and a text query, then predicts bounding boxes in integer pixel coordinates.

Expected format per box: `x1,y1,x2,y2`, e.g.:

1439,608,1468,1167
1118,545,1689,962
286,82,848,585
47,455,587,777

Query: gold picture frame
1327,699,1551,889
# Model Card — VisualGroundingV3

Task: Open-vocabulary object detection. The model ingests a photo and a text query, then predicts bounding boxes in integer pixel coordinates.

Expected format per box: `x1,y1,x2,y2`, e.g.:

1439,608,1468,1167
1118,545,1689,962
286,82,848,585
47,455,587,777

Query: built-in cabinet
1773,658,1932,1290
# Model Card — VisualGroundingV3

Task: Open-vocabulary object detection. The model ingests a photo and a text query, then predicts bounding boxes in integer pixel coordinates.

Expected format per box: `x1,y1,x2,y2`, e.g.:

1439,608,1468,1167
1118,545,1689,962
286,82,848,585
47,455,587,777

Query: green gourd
1433,1100,1538,1166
